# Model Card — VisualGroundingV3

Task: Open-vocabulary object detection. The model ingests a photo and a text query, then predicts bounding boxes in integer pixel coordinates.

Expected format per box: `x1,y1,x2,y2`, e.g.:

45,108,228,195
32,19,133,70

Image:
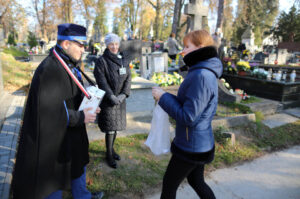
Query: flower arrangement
130,59,140,69
131,68,138,79
220,78,234,94
242,50,250,57
252,68,268,79
151,72,183,87
220,78,250,100
226,61,238,74
236,61,251,72
129,60,139,79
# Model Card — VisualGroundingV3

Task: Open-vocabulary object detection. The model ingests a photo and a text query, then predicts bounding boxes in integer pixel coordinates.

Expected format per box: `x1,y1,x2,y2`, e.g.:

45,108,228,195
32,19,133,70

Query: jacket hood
184,46,223,78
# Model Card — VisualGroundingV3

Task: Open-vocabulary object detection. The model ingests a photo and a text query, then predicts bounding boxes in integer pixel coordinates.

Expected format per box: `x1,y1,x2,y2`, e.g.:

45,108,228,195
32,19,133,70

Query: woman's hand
152,87,166,101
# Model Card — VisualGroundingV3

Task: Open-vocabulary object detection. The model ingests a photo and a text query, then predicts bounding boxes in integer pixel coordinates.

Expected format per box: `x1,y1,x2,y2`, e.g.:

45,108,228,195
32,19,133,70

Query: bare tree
0,0,15,38
146,0,162,40
33,0,48,40
61,0,73,23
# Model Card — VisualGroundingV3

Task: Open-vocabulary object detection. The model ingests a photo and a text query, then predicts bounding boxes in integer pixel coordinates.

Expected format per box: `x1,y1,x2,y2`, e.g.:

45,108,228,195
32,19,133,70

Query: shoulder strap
53,49,91,99
77,67,96,86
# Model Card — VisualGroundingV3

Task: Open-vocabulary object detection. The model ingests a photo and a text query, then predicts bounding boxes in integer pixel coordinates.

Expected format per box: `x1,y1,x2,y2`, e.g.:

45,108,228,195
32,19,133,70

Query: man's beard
68,53,82,64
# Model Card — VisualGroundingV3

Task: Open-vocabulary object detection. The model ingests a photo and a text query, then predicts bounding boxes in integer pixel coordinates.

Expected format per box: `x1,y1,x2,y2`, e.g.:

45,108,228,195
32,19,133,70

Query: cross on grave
184,0,209,31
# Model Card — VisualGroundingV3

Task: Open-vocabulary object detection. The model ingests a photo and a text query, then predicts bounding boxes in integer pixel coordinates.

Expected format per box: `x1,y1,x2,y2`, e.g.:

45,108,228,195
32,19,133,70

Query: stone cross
184,0,209,31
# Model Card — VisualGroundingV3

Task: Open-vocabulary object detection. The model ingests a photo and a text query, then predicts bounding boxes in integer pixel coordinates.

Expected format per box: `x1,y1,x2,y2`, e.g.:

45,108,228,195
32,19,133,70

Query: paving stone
262,113,300,128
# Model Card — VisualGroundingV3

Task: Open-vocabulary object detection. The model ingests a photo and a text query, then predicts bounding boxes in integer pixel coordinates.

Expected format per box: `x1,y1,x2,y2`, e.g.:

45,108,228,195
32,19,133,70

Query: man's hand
83,107,97,123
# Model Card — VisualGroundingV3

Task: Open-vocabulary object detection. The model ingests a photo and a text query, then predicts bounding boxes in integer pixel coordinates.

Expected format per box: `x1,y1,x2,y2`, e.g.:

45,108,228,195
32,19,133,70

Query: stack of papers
78,86,105,113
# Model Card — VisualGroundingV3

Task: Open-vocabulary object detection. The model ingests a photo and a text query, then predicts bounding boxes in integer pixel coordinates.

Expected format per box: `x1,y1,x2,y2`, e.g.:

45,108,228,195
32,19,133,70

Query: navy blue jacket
159,46,222,153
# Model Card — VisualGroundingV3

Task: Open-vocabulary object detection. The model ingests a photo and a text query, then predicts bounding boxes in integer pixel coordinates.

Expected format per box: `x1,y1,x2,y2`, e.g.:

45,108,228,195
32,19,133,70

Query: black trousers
160,154,216,199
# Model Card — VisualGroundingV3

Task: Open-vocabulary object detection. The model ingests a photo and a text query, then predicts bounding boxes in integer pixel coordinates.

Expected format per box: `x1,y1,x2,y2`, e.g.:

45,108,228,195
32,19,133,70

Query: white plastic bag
145,104,171,155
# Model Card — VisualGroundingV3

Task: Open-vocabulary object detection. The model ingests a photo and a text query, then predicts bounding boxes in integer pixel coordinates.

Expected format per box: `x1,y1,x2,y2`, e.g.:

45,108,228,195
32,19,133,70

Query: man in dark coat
12,24,103,199
93,33,131,169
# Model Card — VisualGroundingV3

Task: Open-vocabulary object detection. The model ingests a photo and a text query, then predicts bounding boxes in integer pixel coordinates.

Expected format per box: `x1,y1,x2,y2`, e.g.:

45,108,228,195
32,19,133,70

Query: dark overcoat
93,48,131,132
12,46,89,199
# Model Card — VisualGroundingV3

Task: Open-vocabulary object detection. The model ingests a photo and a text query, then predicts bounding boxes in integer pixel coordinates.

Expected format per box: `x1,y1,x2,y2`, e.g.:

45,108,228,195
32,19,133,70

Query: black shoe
106,156,117,169
92,191,104,199
113,151,121,161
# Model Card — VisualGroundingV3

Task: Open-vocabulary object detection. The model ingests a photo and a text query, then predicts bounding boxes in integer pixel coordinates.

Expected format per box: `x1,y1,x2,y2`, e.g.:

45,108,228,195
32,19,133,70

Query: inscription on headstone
140,51,168,79
140,47,152,79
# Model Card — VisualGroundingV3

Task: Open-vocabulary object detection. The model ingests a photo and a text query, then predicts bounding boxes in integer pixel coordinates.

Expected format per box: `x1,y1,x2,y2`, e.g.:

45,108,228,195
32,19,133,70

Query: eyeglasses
70,40,85,48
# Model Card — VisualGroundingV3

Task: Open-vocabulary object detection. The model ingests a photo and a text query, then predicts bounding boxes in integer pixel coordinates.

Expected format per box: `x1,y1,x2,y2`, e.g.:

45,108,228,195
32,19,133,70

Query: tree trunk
86,19,93,42
216,0,224,32
171,0,181,35
154,0,161,40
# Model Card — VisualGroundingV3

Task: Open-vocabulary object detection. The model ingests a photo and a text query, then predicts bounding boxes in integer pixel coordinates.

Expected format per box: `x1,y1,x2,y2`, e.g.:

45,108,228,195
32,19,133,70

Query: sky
22,0,296,33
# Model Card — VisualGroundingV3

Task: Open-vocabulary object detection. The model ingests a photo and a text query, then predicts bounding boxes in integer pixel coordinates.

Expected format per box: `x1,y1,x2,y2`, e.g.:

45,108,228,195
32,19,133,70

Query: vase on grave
238,71,247,76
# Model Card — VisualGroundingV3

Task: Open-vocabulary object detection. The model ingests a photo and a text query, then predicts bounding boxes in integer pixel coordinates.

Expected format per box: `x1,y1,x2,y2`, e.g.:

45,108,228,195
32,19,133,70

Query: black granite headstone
218,80,242,103
120,40,152,62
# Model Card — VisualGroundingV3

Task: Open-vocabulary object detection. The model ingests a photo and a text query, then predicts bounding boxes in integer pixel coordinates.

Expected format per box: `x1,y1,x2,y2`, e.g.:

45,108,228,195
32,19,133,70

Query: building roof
278,42,300,52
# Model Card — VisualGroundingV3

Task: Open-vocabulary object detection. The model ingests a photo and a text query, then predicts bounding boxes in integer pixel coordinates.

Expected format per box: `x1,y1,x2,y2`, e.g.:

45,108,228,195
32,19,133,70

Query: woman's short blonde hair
183,30,214,47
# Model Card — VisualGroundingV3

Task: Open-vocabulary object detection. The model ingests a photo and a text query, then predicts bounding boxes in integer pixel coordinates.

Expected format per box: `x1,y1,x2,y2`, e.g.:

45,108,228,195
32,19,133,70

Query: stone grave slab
284,108,300,118
262,113,299,128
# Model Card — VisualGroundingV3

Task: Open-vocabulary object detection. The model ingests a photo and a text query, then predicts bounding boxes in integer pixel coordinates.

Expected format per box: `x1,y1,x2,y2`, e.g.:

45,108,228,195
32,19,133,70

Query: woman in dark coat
152,30,222,199
93,33,131,168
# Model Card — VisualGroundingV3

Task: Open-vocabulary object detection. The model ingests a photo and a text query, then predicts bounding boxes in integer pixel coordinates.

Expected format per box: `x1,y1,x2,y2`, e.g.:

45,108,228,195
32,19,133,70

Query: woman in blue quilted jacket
152,30,223,199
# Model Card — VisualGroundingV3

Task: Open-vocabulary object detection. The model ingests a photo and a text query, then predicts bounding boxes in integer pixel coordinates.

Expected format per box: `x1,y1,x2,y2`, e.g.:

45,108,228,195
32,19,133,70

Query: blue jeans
45,167,91,199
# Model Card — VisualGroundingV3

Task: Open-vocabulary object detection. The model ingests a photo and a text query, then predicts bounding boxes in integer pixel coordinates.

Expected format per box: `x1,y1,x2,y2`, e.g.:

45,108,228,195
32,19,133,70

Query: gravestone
140,51,168,79
218,80,242,103
265,53,277,64
277,49,289,65
120,40,152,62
184,0,209,31
241,26,257,53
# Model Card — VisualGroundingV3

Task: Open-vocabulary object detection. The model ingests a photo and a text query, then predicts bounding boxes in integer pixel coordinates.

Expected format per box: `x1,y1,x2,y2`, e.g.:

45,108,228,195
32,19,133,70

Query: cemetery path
146,145,300,199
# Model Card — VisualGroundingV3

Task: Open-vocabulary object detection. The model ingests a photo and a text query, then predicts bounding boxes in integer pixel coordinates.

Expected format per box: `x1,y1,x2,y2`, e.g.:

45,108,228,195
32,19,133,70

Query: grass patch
255,111,265,122
2,46,28,57
82,134,170,198
1,52,33,91
69,120,300,198
216,102,252,117
240,96,261,104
